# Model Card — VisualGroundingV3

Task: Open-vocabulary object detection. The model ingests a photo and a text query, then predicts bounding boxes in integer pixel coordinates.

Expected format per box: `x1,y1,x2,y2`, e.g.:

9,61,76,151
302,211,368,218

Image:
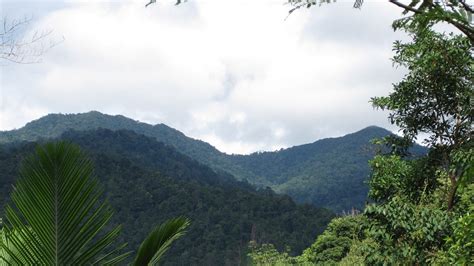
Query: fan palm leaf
1,142,128,265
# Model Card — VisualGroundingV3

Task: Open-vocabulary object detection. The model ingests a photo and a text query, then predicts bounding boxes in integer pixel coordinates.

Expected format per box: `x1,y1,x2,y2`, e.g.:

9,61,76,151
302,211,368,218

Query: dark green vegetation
248,215,369,265
0,142,189,265
362,28,473,264
234,126,425,211
0,112,421,212
0,129,335,264
249,15,473,265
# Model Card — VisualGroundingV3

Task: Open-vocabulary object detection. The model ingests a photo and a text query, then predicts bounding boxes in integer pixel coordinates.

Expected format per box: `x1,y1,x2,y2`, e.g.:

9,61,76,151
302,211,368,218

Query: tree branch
389,0,423,14
0,17,61,64
444,17,474,43
389,0,474,44
459,0,474,13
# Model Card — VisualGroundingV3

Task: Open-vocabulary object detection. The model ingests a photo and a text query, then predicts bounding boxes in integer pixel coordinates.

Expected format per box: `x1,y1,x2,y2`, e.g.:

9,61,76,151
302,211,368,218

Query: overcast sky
1,0,410,154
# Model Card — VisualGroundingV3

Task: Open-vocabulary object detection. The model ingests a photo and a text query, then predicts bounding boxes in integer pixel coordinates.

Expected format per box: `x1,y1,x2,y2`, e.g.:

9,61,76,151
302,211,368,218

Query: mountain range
0,129,335,264
0,111,424,212
0,111,429,264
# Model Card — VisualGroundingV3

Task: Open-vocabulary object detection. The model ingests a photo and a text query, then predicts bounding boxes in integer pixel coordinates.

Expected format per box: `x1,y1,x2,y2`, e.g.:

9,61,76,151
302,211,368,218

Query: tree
298,215,367,264
0,142,189,265
387,0,474,43
0,16,60,64
287,0,474,43
144,0,473,43
371,29,473,210
362,29,473,264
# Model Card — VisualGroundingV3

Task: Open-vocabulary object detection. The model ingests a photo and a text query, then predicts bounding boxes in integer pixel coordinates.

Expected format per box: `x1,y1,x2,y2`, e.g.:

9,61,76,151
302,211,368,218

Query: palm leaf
1,142,128,265
133,217,190,266
0,226,40,265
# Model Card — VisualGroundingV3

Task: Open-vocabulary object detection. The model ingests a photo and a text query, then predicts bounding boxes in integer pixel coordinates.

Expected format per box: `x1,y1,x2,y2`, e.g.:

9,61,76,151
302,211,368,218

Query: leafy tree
364,195,451,264
247,242,301,265
439,184,474,264
388,0,474,43
287,0,474,43
361,28,473,264
0,142,189,265
298,215,367,264
248,215,368,265
149,0,473,42
371,29,472,210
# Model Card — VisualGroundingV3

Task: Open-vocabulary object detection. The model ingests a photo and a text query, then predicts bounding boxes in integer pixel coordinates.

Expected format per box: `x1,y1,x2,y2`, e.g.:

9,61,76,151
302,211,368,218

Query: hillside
0,111,226,166
0,111,425,211
229,127,394,211
0,129,334,265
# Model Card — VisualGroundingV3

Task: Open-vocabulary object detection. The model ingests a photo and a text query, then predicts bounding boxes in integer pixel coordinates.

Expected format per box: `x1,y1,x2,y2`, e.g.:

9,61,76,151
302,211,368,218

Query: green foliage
247,242,302,265
451,147,474,189
0,227,39,264
368,154,439,203
0,129,335,265
372,30,472,148
299,215,367,264
287,0,474,43
261,10,473,266
390,0,474,43
436,182,474,264
0,112,414,212
338,238,376,266
362,28,473,265
371,28,472,210
248,215,370,265
0,142,190,265
364,196,451,264
0,142,128,265
441,211,474,264
133,217,190,266
234,126,413,212
368,155,413,201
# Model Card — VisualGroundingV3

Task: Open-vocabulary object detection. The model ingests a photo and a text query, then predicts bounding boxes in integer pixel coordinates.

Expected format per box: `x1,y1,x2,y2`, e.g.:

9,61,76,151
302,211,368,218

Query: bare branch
0,16,61,64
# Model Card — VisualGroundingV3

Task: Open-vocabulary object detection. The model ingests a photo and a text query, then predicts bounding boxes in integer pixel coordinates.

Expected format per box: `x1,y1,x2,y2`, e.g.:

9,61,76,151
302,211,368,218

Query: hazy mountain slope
228,127,397,211
0,112,425,211
0,129,334,265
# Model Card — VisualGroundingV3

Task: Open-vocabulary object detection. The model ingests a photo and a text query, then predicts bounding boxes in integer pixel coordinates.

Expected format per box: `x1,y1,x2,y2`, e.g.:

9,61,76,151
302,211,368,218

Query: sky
1,0,411,154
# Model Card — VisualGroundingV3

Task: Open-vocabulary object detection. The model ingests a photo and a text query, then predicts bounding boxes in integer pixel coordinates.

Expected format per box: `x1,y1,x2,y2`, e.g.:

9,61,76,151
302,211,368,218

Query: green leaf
1,142,127,265
133,217,190,266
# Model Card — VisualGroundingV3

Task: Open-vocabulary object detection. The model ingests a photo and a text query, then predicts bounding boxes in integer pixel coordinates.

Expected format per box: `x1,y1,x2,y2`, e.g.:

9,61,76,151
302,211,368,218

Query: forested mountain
0,111,225,165
232,127,402,211
0,111,425,211
0,129,334,265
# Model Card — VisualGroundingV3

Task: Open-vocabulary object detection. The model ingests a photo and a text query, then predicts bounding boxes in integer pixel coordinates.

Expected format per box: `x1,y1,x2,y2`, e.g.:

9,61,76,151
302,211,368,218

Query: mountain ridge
0,111,391,155
0,111,420,211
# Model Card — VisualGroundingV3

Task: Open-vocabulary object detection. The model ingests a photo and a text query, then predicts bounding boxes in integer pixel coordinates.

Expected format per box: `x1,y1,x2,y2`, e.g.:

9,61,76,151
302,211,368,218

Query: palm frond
1,142,128,265
0,226,40,265
133,217,190,266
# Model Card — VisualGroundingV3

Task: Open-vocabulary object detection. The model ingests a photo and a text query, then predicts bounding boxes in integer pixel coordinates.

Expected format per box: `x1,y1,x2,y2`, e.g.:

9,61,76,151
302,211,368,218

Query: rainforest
0,0,472,265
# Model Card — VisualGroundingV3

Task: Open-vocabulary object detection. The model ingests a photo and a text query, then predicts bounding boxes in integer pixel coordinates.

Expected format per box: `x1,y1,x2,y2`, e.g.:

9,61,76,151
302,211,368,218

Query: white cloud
1,0,407,154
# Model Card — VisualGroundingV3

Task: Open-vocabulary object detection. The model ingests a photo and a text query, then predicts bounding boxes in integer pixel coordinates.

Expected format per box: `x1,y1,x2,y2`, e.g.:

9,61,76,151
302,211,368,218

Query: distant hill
0,129,334,265
0,111,223,160
0,111,426,211
230,126,394,211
